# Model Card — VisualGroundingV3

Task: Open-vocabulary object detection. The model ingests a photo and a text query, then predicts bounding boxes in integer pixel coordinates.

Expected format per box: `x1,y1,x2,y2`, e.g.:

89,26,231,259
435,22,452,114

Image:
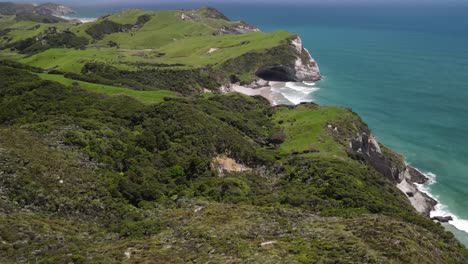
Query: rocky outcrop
348,132,437,217
245,79,269,89
211,155,252,175
407,166,429,184
397,170,437,217
431,216,453,223
181,7,230,22
349,133,405,183
291,37,321,82
255,37,320,82
216,21,260,35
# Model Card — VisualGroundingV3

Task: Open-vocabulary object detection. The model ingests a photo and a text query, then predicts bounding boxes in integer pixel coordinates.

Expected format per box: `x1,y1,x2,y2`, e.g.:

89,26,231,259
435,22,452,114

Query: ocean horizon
68,2,468,245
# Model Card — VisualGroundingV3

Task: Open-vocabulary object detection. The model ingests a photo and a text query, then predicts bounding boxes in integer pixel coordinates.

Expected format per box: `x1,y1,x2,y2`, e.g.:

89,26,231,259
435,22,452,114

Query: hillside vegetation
0,62,467,263
0,6,467,263
1,7,297,95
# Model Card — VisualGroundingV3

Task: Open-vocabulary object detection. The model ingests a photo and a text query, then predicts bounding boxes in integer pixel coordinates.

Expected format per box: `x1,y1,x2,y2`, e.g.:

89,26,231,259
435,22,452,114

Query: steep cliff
255,36,320,82
348,132,438,216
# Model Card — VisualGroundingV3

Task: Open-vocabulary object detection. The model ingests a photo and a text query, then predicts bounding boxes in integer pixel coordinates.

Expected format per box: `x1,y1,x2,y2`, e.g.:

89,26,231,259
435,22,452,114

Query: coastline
38,7,468,247
397,166,437,217
59,15,97,23
228,83,274,104
398,163,468,236
229,81,464,234
225,80,320,106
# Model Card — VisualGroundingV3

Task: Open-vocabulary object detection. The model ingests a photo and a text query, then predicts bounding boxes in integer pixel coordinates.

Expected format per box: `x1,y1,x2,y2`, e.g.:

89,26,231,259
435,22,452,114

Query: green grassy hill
36,73,178,104
1,7,298,95
0,61,467,264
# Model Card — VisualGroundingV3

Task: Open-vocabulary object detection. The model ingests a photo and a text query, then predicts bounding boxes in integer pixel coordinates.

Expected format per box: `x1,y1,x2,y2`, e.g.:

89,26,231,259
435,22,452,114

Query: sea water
68,2,468,245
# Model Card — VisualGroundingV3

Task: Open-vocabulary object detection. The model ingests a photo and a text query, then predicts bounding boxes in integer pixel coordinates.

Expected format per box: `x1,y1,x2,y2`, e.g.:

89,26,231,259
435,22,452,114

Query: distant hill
0,2,74,16
0,6,319,95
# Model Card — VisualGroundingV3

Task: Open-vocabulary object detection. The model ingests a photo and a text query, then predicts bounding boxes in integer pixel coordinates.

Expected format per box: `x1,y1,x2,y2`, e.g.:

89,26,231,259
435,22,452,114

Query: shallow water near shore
69,3,468,245
270,81,320,105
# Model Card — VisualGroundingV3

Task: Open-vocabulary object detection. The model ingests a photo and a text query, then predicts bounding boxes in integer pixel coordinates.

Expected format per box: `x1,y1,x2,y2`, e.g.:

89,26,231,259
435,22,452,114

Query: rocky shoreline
219,32,451,225
221,36,321,104
228,82,452,224
398,166,455,223
348,132,450,222
397,166,438,217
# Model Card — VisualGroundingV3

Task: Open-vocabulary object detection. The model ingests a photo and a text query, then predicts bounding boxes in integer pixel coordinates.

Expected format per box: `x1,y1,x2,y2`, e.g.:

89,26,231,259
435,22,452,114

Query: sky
9,0,468,4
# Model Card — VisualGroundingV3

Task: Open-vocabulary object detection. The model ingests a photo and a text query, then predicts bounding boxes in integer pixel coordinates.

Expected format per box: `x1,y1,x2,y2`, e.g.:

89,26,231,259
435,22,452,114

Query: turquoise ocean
68,2,468,245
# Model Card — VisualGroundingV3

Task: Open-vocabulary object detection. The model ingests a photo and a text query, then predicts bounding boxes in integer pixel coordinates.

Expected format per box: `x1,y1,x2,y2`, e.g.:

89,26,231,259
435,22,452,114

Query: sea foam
414,170,468,234
271,81,320,105
60,16,97,23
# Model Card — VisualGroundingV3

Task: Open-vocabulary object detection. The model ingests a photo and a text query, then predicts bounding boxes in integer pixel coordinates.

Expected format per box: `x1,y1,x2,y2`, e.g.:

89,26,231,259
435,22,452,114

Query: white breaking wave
285,82,314,94
271,81,320,105
303,81,316,86
414,170,468,234
432,203,468,234
60,16,97,23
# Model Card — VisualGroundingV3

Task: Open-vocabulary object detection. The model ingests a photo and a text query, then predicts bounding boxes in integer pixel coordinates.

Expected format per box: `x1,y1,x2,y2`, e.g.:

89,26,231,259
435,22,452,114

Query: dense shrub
1,63,467,263
15,12,67,23
80,62,225,94
85,19,133,40
85,14,152,40
10,28,88,54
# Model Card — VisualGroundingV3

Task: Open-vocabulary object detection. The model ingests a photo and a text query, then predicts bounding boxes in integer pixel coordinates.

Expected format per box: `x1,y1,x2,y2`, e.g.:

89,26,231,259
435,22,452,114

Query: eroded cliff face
291,36,321,82
349,133,405,183
397,169,437,217
348,132,437,217
255,36,320,82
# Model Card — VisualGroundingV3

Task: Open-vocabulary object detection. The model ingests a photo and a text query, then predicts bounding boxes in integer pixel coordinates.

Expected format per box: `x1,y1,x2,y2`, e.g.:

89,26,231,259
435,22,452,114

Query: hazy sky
11,0,468,4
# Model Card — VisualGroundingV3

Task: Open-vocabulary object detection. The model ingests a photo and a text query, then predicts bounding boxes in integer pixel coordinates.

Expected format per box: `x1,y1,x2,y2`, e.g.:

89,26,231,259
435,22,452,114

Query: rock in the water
407,166,429,184
431,216,453,223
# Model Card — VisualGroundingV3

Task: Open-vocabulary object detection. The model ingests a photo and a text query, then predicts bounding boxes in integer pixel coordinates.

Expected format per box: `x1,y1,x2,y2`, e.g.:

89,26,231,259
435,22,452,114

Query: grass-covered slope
36,73,178,104
0,65,467,263
0,7,299,94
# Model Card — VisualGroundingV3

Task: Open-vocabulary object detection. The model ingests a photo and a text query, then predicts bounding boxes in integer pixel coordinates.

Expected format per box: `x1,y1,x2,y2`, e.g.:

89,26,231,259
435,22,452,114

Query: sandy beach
227,83,274,104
